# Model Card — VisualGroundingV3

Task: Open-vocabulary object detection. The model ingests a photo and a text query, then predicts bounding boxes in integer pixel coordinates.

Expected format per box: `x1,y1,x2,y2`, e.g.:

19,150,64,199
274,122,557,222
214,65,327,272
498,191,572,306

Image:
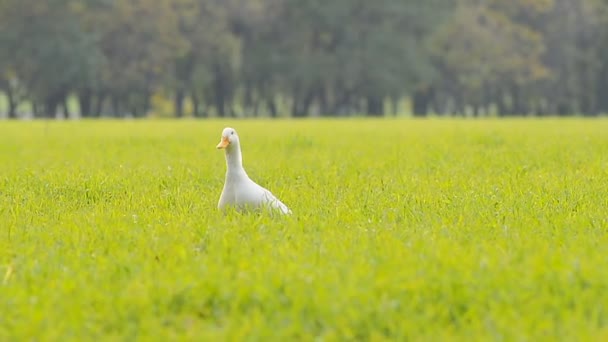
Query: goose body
216,127,291,214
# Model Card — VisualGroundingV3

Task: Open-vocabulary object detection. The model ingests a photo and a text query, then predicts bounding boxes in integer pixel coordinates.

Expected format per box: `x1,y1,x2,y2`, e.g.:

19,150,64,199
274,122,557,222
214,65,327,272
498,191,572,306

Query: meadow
1,119,607,341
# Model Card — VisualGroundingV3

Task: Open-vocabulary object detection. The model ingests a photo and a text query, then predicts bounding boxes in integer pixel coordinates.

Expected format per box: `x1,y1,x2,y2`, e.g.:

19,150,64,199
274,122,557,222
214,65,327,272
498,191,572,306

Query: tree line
1,0,607,119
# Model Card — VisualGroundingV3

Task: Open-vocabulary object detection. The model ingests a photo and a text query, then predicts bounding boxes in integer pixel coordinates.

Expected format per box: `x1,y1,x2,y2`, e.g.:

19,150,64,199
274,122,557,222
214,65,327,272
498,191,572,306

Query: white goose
216,127,291,214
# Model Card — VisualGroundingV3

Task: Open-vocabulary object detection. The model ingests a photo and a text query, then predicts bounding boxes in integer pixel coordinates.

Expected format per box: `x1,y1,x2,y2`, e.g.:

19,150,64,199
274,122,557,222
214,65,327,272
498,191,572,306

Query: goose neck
225,145,244,172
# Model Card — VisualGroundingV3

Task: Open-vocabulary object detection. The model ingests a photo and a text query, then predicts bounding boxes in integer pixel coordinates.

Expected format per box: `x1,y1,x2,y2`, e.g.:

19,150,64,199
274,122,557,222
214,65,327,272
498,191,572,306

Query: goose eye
231,131,234,135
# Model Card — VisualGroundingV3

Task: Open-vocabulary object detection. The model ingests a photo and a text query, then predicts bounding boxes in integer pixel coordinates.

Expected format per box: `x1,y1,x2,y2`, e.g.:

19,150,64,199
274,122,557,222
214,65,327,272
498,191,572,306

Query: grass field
1,119,607,341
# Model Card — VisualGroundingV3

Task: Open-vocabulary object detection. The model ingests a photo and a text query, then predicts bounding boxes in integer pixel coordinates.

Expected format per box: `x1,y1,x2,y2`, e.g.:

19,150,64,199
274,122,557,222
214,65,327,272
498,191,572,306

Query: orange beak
216,136,230,149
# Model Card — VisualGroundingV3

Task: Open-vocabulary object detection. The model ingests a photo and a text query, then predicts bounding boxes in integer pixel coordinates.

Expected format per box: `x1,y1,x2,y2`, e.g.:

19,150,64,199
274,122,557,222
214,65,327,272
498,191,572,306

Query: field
1,119,607,341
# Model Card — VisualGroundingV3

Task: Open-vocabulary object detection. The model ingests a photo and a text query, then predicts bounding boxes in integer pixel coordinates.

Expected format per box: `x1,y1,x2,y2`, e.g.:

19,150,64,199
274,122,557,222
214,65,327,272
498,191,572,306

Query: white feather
217,127,291,214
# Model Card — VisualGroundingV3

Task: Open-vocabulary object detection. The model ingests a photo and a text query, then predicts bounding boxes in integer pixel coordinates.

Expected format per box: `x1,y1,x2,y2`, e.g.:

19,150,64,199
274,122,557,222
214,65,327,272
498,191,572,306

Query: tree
94,0,185,117
535,0,607,115
428,0,550,116
0,0,101,118
2,0,607,119
254,0,443,117
172,0,240,118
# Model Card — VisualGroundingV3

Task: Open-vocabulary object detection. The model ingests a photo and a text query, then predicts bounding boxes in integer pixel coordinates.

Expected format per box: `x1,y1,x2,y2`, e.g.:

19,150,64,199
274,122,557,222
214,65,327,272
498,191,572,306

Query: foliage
428,0,550,115
1,0,608,117
0,0,101,117
1,119,608,339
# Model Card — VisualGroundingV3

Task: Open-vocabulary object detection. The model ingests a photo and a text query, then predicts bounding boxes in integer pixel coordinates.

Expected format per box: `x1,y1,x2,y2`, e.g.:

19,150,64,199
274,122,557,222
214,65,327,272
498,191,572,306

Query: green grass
1,119,607,341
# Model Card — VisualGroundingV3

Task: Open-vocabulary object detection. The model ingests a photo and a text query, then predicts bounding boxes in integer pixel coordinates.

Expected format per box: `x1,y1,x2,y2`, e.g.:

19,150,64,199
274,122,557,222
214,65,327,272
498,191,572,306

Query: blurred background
1,0,607,119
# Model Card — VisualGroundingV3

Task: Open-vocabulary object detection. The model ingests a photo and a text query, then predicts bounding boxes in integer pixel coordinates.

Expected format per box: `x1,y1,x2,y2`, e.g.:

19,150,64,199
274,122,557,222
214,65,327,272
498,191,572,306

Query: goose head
216,127,239,150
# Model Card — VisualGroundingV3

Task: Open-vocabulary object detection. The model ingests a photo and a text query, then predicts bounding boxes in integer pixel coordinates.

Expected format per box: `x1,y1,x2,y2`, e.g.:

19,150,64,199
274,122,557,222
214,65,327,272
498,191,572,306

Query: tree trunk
413,86,432,117
93,93,105,118
472,104,479,117
481,82,491,117
6,88,18,119
45,101,57,119
596,65,608,114
556,102,571,116
431,90,447,116
215,88,225,117
291,95,299,118
213,64,227,118
293,89,314,117
112,96,122,118
192,94,201,118
44,94,62,119
142,90,151,117
32,102,40,118
62,97,70,119
496,92,507,117
253,98,260,117
391,96,399,116
174,88,185,118
534,100,545,117
366,95,384,116
78,88,92,118
580,92,596,117
131,105,139,118
243,81,253,117
510,83,528,116
318,86,329,116
301,91,314,117
452,92,465,116
267,98,277,118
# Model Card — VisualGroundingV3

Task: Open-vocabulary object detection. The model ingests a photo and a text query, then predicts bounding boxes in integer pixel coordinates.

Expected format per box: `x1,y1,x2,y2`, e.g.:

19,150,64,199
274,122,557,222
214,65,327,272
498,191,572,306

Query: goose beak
216,136,230,149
